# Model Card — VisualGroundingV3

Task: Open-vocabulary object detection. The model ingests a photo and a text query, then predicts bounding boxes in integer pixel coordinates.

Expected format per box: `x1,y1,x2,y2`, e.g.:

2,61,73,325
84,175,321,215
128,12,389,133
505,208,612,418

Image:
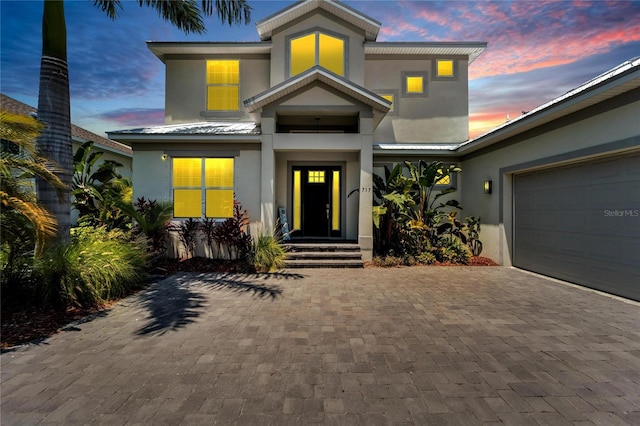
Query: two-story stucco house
109,0,639,301
108,0,486,261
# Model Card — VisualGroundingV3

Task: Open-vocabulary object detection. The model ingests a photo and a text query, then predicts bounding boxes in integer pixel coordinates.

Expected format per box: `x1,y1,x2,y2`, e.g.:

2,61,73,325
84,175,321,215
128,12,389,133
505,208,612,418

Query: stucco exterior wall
269,12,366,87
366,58,469,143
130,147,261,223
164,58,270,124
460,100,640,266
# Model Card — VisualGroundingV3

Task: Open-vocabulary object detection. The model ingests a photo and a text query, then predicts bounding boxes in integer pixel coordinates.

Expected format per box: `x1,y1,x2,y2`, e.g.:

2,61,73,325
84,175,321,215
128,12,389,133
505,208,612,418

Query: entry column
358,113,374,261
260,116,275,232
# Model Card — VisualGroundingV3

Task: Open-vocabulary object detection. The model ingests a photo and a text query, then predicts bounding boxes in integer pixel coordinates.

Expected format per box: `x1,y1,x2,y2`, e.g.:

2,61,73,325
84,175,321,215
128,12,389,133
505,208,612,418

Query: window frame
432,59,458,81
172,156,235,219
401,71,429,98
374,89,398,116
286,28,349,78
205,59,240,112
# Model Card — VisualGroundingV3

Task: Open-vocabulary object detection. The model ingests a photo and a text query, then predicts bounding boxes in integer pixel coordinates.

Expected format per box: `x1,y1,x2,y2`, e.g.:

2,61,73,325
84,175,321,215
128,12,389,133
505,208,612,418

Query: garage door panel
514,152,640,301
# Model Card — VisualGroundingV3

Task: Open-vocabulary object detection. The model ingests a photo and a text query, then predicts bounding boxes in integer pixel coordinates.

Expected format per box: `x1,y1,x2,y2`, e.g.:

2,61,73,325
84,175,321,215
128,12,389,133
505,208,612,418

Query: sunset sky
2,0,639,140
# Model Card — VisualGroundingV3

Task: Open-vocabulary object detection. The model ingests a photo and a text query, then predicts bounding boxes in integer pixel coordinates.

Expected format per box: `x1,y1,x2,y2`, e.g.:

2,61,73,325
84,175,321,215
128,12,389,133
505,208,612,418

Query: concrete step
283,259,364,268
285,243,361,252
283,243,364,268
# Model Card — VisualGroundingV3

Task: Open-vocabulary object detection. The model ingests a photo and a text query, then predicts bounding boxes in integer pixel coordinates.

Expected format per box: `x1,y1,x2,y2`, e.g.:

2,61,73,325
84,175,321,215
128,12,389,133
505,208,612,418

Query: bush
416,251,436,265
438,239,471,264
36,226,148,308
251,225,286,272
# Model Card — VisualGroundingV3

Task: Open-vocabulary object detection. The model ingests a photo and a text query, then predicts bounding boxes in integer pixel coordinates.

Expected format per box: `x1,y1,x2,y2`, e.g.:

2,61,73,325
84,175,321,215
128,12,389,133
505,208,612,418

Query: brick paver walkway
2,267,639,425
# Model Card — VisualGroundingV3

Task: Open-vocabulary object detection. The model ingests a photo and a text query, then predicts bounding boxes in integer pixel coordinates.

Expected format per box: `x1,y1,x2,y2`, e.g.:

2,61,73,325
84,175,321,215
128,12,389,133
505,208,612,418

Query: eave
256,0,381,41
243,66,391,127
365,42,487,64
147,42,272,62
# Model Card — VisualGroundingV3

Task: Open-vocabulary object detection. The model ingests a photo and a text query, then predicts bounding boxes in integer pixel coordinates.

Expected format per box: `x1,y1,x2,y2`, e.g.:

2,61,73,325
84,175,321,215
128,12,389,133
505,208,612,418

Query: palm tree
0,111,65,256
36,0,252,243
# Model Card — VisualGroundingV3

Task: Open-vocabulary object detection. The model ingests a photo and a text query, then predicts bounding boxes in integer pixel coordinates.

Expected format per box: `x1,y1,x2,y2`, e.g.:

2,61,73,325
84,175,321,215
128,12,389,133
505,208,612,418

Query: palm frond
92,0,122,20
137,0,206,34
0,110,43,156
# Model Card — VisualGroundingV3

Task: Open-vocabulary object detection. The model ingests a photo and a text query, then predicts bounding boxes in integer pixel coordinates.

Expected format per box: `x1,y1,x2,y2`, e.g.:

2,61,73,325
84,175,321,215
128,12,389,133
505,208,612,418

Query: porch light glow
484,180,492,194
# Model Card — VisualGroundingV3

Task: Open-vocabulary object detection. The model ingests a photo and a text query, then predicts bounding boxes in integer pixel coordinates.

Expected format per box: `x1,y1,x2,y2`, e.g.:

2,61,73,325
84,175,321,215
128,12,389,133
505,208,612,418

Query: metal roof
365,42,488,64
458,57,640,155
256,0,381,41
108,121,260,136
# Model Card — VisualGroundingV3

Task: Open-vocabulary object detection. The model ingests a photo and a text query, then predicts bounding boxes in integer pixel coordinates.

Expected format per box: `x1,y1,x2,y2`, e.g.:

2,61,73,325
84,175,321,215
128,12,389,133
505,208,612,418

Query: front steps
284,243,364,268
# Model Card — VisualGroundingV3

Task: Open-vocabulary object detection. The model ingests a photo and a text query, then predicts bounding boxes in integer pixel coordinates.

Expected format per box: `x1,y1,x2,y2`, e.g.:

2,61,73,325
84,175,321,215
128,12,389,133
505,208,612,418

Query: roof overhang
107,122,261,144
374,143,460,157
458,57,640,155
256,0,381,41
147,42,271,62
365,42,487,64
243,66,391,127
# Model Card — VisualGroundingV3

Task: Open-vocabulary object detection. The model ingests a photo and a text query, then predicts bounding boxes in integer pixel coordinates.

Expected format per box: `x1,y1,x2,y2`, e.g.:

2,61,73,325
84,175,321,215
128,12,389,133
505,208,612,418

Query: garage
514,151,640,301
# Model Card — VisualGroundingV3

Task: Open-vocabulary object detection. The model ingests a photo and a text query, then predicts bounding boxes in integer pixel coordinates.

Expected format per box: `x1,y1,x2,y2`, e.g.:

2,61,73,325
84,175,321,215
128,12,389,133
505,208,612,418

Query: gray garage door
514,152,640,301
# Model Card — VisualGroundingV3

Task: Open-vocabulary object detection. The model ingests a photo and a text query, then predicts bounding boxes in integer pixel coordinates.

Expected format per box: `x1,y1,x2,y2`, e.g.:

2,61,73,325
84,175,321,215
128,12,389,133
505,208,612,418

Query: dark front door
292,166,341,238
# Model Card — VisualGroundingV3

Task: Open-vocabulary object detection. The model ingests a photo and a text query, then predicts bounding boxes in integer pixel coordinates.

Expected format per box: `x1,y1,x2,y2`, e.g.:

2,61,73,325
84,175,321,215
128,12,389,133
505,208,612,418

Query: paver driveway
2,267,640,425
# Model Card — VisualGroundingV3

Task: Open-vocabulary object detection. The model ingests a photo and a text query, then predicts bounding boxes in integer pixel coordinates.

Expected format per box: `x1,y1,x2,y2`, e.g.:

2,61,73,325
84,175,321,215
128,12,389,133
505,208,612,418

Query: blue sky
2,0,639,138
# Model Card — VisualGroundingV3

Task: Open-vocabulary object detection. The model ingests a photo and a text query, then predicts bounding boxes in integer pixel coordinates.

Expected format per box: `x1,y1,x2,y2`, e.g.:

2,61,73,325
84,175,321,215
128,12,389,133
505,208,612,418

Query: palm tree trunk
36,0,72,243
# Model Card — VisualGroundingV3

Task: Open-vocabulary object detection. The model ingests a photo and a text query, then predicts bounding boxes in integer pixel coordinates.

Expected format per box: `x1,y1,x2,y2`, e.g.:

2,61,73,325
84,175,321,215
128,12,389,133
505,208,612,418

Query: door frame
288,161,346,239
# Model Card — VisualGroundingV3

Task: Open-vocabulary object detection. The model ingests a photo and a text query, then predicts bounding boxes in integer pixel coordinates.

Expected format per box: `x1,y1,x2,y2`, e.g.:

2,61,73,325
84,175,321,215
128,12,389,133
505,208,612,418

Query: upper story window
402,71,428,98
206,60,239,111
433,59,458,80
289,31,345,77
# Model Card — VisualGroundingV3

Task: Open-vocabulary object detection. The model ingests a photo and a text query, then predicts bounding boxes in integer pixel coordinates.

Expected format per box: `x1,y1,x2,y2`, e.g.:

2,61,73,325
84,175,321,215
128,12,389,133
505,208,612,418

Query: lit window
206,60,239,111
406,76,423,94
308,170,325,183
290,32,345,76
173,157,234,218
402,72,428,97
435,173,450,186
437,60,454,77
380,94,394,112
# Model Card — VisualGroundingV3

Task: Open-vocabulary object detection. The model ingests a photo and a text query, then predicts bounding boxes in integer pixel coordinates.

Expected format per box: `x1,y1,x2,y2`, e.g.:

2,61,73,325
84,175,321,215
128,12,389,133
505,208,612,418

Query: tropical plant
200,217,219,258
36,226,147,307
35,0,252,245
72,141,132,230
251,225,286,272
118,197,174,259
213,200,252,260
0,111,65,257
177,218,200,259
465,216,483,256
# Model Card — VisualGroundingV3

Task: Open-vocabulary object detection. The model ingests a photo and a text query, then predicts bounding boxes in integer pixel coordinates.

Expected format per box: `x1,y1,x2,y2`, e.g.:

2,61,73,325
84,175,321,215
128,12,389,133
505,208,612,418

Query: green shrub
252,232,286,272
416,251,436,265
36,226,148,307
439,239,471,264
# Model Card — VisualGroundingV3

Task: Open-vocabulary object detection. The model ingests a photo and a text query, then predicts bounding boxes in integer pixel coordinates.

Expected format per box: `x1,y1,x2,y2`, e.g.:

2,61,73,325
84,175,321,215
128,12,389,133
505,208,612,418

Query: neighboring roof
244,66,391,127
458,56,640,155
256,0,381,42
147,41,272,62
365,42,488,64
0,93,132,157
107,121,261,143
